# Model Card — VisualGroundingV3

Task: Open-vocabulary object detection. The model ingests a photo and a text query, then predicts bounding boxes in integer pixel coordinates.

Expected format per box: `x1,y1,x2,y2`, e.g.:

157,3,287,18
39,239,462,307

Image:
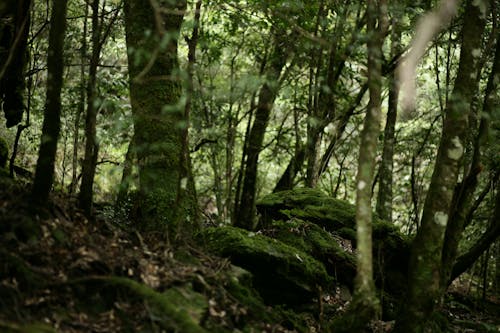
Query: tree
395,1,487,331
441,26,500,289
234,30,288,229
32,0,68,204
348,0,386,323
79,0,120,216
375,9,402,223
0,0,31,128
123,0,197,235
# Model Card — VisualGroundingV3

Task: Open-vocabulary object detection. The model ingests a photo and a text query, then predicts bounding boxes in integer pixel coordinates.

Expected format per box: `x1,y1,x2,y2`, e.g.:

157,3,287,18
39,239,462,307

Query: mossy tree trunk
32,0,68,204
375,13,401,223
441,28,500,289
394,1,487,331
124,0,197,235
349,0,386,321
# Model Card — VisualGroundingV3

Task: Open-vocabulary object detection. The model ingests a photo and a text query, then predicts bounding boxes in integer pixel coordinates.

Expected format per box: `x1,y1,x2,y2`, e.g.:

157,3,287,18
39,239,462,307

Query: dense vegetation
0,0,499,331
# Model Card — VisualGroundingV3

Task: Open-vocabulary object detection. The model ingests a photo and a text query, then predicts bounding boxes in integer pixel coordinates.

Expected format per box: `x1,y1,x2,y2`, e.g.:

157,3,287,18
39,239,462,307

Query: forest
0,0,499,332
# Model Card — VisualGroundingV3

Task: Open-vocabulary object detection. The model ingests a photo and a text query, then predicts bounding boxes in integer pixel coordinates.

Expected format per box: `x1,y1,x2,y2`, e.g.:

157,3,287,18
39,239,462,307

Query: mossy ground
0,176,313,332
0,180,498,332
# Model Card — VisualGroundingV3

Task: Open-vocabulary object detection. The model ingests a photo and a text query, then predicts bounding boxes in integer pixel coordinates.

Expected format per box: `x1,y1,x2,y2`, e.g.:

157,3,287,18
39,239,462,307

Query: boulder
257,188,411,298
198,226,333,305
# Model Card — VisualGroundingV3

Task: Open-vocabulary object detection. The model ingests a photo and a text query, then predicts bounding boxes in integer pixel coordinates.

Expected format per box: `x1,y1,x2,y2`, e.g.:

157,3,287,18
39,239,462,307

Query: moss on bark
124,0,197,235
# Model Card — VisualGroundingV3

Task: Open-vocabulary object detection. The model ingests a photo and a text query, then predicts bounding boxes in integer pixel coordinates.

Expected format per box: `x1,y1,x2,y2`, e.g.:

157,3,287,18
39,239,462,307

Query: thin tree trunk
69,2,89,195
375,18,401,222
79,0,102,216
273,144,306,192
235,34,286,229
175,0,202,230
348,0,385,323
395,2,486,331
116,132,136,205
495,239,500,294
450,178,500,283
32,0,68,204
274,9,367,191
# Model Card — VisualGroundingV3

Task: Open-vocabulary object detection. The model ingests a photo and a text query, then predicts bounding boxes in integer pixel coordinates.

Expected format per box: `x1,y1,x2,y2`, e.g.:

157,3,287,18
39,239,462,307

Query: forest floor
0,177,499,332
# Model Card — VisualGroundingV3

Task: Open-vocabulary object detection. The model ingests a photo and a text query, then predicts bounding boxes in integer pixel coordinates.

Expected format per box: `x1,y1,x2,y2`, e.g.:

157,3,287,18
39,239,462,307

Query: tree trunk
79,0,101,216
235,35,287,229
375,17,401,223
395,1,486,331
124,0,196,235
69,2,89,196
116,133,135,206
0,0,31,128
349,0,385,322
32,0,68,204
441,28,500,289
450,178,500,283
273,144,306,193
274,10,367,192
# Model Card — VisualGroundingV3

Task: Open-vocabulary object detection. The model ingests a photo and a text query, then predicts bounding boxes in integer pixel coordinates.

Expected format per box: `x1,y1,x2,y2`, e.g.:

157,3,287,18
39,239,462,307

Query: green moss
271,219,355,267
226,276,271,321
162,286,208,324
51,228,68,245
266,219,356,283
257,188,356,231
70,276,207,333
198,226,332,304
275,307,315,332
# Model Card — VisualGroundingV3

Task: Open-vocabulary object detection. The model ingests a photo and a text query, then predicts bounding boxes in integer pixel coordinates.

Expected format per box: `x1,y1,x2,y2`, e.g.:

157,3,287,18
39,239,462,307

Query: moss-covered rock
257,188,357,233
263,219,356,287
257,188,411,304
198,226,333,305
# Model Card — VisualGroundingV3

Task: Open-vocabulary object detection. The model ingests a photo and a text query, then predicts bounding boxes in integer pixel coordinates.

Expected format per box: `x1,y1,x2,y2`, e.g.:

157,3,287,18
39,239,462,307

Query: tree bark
124,0,196,235
116,133,136,206
69,2,89,195
349,0,385,322
235,34,287,229
395,1,486,331
79,0,102,216
273,144,306,193
0,0,31,128
450,178,500,283
32,0,68,204
375,17,401,222
441,27,500,289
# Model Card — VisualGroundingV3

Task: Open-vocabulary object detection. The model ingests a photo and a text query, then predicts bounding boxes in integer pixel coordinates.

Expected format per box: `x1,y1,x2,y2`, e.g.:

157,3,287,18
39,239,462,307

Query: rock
257,188,411,300
261,218,356,288
198,226,333,305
